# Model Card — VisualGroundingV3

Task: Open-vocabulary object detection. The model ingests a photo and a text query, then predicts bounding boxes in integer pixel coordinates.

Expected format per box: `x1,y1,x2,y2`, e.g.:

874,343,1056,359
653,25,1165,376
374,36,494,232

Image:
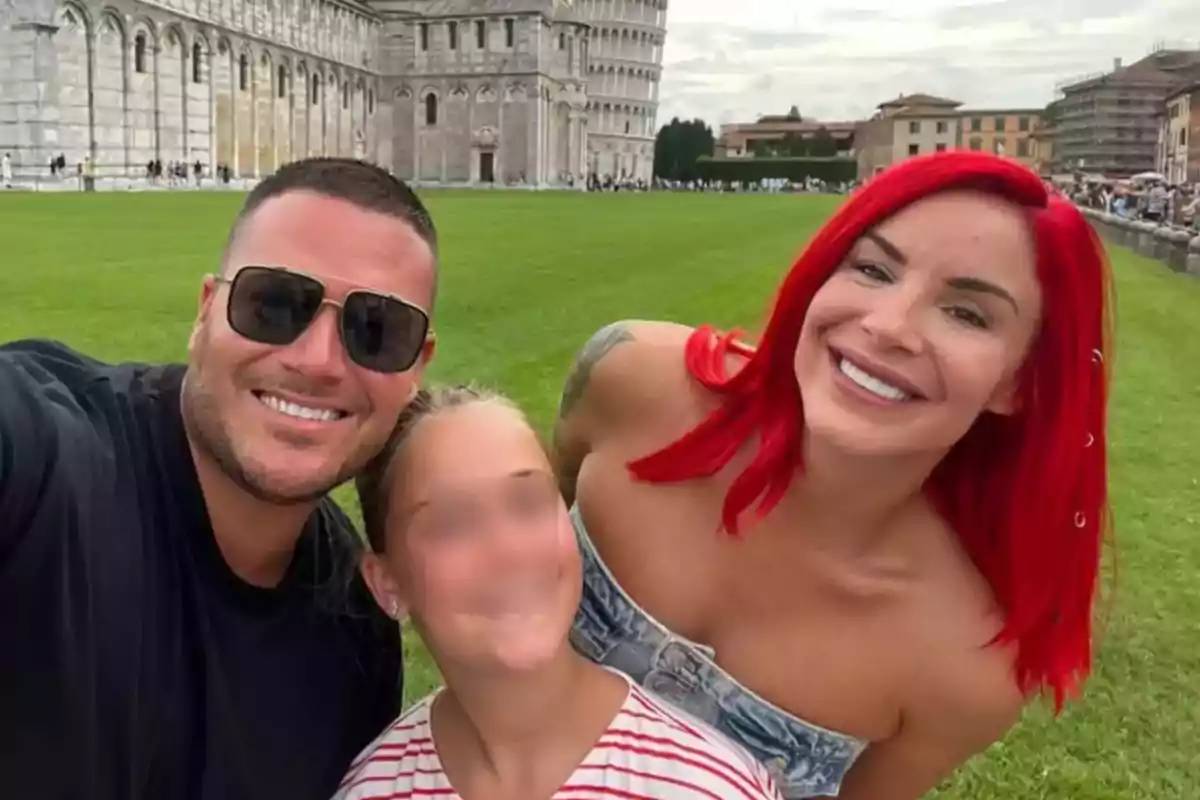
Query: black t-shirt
0,339,404,800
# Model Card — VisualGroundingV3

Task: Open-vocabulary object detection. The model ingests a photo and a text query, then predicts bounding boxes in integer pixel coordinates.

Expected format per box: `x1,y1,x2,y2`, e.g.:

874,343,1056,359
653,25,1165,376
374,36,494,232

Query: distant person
341,385,784,800
1144,182,1168,223
553,151,1114,799
1,152,12,188
0,158,439,800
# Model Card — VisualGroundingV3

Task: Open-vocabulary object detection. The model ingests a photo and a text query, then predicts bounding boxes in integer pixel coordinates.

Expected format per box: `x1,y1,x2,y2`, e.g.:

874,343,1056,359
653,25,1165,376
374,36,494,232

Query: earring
389,599,401,620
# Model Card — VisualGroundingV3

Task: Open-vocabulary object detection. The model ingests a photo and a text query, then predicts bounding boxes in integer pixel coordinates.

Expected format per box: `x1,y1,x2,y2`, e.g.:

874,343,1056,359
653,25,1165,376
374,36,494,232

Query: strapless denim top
568,505,869,798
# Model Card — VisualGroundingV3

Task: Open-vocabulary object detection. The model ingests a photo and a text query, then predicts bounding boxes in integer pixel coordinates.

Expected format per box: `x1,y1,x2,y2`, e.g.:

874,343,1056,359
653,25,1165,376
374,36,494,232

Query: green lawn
1,190,1197,798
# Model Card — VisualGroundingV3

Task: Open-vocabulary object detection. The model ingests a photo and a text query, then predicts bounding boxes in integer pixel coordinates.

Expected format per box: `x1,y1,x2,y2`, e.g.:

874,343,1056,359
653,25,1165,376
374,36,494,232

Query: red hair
627,151,1114,711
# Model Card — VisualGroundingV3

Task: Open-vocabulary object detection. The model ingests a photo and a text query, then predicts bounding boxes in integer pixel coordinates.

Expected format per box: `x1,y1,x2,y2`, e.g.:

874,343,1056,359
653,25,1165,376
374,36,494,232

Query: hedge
695,156,858,183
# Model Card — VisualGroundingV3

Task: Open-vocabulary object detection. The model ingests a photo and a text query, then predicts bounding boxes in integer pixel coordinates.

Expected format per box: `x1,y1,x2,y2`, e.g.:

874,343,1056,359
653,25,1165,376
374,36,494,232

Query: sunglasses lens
227,267,324,347
342,292,429,373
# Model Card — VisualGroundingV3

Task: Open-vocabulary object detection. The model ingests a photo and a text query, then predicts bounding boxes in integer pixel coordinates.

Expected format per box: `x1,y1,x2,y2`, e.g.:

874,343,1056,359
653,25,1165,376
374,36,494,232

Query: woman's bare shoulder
556,320,705,429
906,514,1027,726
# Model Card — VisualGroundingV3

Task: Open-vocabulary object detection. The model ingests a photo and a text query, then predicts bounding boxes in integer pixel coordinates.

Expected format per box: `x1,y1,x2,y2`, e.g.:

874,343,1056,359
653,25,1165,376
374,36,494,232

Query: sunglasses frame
212,264,433,373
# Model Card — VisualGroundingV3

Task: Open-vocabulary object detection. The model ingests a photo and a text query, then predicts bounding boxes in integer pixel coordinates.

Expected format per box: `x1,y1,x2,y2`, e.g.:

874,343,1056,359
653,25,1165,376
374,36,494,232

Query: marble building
574,0,665,182
0,0,667,187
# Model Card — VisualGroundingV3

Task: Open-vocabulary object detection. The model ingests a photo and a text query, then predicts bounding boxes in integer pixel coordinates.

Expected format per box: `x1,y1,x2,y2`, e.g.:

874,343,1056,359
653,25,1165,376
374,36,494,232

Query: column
0,19,60,184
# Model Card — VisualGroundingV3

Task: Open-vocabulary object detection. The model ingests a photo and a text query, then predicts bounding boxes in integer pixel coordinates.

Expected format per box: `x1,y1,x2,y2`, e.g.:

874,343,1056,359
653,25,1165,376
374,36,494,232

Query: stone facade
0,0,381,184
0,0,668,188
575,0,663,183
378,0,590,186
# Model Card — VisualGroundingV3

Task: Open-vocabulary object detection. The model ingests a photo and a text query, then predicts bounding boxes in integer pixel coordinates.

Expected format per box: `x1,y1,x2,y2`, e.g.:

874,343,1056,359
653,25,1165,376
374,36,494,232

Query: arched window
277,65,286,98
312,74,320,104
134,33,147,73
238,53,248,91
424,93,438,126
192,42,202,83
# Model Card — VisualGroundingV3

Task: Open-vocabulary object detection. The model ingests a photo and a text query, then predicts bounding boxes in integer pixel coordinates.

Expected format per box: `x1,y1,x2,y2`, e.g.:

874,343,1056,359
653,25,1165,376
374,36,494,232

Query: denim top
568,505,869,798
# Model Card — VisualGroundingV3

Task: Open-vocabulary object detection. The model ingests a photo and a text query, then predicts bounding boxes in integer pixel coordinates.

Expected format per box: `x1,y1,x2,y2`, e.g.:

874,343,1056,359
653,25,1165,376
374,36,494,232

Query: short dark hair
224,157,439,283
356,384,522,553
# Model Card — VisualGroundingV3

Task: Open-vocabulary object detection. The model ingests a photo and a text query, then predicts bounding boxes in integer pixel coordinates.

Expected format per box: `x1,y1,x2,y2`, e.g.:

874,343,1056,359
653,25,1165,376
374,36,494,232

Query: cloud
654,0,1199,128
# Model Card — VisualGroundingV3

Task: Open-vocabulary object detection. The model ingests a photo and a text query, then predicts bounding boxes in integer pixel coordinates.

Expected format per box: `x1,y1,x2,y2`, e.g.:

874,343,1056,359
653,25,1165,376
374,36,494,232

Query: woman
339,385,785,800
552,151,1113,799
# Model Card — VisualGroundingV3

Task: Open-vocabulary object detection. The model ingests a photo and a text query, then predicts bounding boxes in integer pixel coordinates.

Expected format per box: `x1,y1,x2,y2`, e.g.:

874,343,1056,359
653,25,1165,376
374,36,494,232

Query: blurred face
363,402,581,675
794,190,1043,457
183,190,437,504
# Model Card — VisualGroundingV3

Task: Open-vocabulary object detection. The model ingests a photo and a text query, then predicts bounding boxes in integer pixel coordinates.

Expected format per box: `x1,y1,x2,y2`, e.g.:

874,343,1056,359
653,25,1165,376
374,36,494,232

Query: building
0,0,667,188
384,1,592,186
1158,81,1200,184
1028,99,1062,176
576,0,665,182
715,108,857,159
956,109,1041,168
1053,49,1200,177
855,93,961,177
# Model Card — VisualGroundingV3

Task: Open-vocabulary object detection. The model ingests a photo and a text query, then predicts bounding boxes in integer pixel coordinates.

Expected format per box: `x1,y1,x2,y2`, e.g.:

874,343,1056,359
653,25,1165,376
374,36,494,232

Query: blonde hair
355,384,524,552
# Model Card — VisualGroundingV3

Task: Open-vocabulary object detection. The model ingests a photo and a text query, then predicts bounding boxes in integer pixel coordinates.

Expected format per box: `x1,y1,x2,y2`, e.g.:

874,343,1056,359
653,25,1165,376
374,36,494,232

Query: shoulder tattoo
558,322,636,418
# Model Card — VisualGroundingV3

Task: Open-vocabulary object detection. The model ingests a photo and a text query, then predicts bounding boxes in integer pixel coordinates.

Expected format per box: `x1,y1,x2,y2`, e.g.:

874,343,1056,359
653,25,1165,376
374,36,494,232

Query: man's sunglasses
214,266,431,373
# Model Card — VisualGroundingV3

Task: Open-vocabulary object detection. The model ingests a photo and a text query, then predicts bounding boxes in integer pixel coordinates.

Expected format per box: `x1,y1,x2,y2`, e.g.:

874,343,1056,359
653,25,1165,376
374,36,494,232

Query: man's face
183,189,437,505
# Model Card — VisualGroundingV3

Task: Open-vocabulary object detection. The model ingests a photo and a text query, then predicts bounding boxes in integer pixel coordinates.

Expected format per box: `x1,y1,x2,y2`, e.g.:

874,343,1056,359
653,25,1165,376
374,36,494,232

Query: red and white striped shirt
334,672,784,800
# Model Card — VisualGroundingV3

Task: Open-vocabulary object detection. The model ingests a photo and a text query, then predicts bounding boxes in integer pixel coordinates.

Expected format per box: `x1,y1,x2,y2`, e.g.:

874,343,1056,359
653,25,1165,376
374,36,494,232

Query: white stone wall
0,0,383,182
573,0,665,182
1,0,667,186
378,0,589,187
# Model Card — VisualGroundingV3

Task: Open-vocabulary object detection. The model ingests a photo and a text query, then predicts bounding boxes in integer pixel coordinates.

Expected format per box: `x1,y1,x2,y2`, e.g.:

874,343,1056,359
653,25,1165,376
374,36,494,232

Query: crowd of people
1070,177,1199,230
1,151,1115,800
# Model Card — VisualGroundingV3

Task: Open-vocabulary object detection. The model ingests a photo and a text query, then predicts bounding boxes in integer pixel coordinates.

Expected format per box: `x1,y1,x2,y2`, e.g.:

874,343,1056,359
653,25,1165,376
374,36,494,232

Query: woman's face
366,401,581,674
794,190,1044,458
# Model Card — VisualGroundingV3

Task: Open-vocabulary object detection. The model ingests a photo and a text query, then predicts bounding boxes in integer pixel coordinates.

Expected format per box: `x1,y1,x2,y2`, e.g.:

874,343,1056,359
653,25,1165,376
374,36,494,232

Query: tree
653,117,716,182
807,126,840,158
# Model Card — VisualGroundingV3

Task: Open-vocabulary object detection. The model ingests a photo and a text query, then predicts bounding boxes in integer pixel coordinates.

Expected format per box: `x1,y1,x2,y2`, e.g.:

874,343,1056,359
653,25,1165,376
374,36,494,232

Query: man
0,158,439,800
1,152,12,188
1144,181,1168,223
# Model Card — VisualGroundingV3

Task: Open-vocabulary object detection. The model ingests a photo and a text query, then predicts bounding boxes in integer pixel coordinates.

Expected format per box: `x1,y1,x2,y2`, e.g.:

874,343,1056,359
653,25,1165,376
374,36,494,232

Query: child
336,385,783,800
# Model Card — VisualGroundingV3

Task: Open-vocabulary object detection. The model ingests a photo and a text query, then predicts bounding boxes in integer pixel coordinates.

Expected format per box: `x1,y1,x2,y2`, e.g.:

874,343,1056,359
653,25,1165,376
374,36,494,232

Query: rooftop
877,92,962,109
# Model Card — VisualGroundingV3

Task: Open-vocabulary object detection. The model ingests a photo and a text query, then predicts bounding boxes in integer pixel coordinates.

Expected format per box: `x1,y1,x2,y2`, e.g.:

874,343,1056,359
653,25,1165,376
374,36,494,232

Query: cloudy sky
656,0,1198,128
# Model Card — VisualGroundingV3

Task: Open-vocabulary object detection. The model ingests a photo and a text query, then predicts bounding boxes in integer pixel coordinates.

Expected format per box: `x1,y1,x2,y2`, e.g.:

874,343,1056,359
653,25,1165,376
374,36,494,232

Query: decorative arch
131,18,157,74
162,22,187,49
57,2,92,33
131,16,159,42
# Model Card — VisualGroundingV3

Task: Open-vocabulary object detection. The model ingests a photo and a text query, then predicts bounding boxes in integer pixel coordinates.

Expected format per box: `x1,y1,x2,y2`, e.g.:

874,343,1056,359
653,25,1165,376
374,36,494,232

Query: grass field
2,190,1198,798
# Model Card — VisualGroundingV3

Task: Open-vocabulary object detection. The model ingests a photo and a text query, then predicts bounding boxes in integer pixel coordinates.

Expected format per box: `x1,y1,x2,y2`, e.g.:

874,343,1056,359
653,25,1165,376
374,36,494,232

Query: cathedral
0,0,667,188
